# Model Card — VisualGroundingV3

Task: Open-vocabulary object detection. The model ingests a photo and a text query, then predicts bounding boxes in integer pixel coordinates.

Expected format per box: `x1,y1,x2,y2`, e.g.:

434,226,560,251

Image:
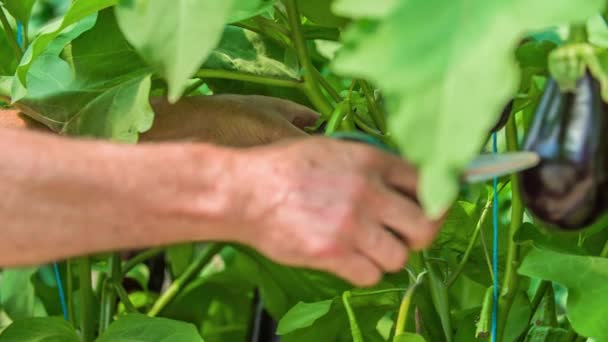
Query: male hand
224,137,443,287
143,95,319,146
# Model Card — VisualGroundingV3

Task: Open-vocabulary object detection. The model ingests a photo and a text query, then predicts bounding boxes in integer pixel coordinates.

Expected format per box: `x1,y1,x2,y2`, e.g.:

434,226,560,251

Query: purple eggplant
520,71,607,230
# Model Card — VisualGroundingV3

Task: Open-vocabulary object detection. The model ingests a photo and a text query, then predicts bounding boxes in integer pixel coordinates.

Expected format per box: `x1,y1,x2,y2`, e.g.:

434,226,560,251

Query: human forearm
0,128,235,266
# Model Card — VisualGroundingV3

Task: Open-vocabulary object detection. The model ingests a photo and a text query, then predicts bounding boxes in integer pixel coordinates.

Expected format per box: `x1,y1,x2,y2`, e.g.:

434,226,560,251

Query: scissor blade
463,152,540,184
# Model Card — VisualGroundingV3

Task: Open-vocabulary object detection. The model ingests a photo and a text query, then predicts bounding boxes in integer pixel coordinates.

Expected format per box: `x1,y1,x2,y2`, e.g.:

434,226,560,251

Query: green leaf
0,25,17,76
524,326,569,341
394,332,427,342
0,317,79,342
204,26,299,80
503,292,532,342
277,290,400,342
0,268,38,320
11,0,119,101
276,300,333,335
332,0,605,217
97,314,203,342
518,248,608,340
166,243,194,278
115,0,233,103
514,222,585,255
2,0,37,24
15,9,153,141
229,0,275,23
298,0,347,27
160,247,256,342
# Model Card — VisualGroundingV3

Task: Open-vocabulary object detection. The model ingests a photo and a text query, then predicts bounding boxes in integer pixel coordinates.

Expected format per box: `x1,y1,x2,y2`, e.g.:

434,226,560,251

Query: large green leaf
277,290,399,342
115,0,233,103
332,0,604,217
97,314,203,342
518,248,608,340
11,0,119,101
0,268,45,320
0,317,79,342
15,9,153,141
166,243,194,278
160,247,256,342
229,0,275,23
2,0,37,24
298,0,348,27
204,26,299,80
0,26,17,76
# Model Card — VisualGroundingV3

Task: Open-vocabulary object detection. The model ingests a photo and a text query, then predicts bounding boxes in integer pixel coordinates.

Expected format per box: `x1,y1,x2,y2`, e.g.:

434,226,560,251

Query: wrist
138,142,243,244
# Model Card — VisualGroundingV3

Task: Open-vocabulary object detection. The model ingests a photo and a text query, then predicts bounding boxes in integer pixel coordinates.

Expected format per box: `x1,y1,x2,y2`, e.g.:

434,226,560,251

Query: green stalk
528,281,550,323
359,81,386,133
394,272,425,338
422,251,452,342
545,284,557,327
284,0,334,118
77,257,94,342
99,253,121,334
195,69,304,89
498,115,524,341
0,6,22,60
112,282,138,313
147,243,224,317
568,23,588,44
447,196,493,287
312,67,341,103
122,247,165,275
342,291,364,342
600,240,608,258
66,259,75,326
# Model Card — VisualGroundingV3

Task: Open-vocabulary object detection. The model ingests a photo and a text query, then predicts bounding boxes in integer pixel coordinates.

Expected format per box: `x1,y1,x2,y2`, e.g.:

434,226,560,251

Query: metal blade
462,151,540,184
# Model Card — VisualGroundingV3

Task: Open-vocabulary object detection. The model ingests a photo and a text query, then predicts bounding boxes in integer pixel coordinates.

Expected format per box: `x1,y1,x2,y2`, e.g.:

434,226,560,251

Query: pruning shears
331,131,540,184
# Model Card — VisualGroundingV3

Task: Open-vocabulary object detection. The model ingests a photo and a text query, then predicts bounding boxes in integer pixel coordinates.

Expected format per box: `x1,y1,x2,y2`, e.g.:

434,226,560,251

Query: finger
355,223,408,272
373,184,441,250
325,252,383,287
355,145,419,197
271,98,321,129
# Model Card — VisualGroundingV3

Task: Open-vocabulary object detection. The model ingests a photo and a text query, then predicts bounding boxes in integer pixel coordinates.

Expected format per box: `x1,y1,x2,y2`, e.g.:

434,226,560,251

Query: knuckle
307,239,341,259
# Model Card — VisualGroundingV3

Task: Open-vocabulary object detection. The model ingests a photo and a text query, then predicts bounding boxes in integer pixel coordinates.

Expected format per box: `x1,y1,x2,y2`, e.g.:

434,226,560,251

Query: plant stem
447,196,493,287
545,284,557,327
311,67,341,103
147,243,224,317
342,291,364,342
528,281,550,322
77,257,94,342
0,7,22,60
568,23,588,44
600,240,608,258
422,251,453,342
195,69,304,89
99,253,121,334
122,247,165,275
359,81,386,133
351,288,406,298
498,115,524,341
66,260,75,326
112,282,138,313
394,272,425,338
285,0,334,118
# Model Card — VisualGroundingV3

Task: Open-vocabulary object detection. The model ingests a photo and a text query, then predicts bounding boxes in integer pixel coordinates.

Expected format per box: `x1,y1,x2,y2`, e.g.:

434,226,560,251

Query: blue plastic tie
491,133,499,341
16,20,69,322
53,263,69,321
16,21,23,48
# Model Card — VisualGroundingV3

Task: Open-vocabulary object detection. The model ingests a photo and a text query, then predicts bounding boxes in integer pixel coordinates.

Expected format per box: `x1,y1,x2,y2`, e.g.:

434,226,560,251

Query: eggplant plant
1,1,608,342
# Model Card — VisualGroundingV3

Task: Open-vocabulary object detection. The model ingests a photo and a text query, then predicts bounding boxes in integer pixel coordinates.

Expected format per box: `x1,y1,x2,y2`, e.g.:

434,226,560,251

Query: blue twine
491,133,499,341
53,263,69,321
16,21,23,48
16,20,69,322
